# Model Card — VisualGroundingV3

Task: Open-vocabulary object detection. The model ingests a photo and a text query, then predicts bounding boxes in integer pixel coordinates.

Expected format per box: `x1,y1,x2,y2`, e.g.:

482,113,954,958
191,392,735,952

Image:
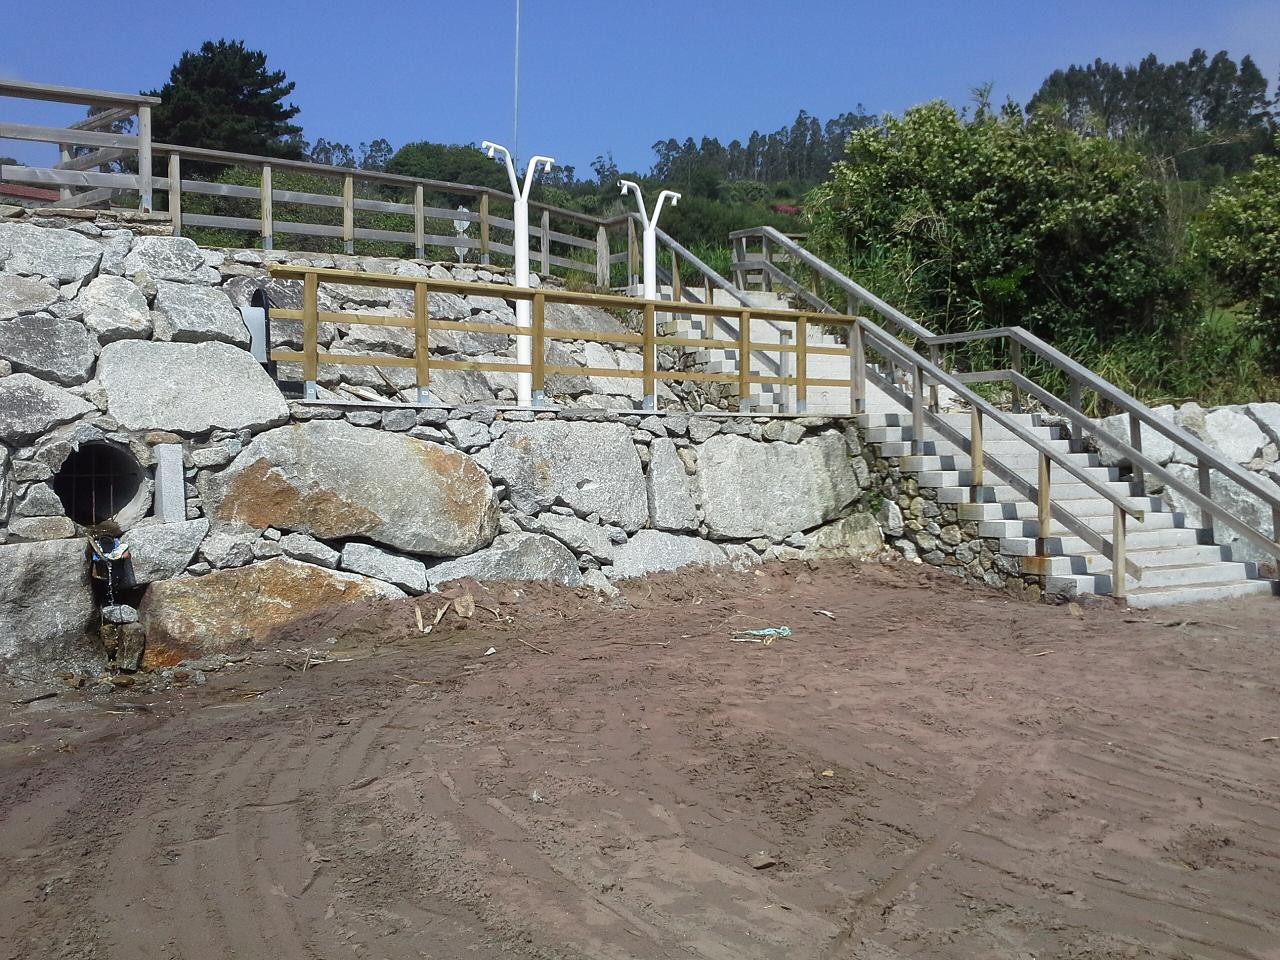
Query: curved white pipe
618,182,682,410
484,141,555,406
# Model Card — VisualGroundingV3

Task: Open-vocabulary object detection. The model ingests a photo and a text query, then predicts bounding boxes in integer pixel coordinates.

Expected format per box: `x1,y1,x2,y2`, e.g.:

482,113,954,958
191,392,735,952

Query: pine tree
146,39,303,160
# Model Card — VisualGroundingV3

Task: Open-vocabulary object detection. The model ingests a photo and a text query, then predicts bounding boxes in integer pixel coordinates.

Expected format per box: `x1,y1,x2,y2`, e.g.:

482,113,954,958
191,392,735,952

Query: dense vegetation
139,40,1279,403
146,40,304,161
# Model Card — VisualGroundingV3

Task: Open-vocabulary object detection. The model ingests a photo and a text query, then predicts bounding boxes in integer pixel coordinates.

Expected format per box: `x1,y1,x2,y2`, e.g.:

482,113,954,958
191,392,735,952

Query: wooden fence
267,264,865,413
0,79,641,285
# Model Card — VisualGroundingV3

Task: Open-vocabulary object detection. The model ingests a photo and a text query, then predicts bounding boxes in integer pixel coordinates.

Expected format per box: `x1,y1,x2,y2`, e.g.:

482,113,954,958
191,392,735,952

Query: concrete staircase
658,287,912,414
863,411,1276,608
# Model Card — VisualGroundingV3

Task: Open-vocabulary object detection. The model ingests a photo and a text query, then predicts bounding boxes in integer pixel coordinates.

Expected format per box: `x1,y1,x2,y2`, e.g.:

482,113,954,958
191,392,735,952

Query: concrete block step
1044,570,1264,601
936,481,1138,503
1125,578,1278,609
864,410,1046,426
955,497,1169,521
977,511,1190,538
876,438,1077,458
1130,560,1257,589
1001,529,1205,559
901,454,1111,475
863,425,1061,445
914,472,1130,498
1030,545,1232,578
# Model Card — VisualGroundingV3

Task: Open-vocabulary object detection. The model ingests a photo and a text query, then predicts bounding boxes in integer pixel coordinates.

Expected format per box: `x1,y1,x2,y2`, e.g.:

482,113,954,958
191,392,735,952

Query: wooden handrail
733,224,1280,574
266,264,857,412
1,78,632,268
0,79,158,108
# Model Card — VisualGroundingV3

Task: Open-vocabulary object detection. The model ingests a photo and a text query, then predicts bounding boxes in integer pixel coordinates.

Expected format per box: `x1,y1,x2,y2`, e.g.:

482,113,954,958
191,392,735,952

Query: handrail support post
1113,503,1128,599
1037,453,1051,548
971,409,984,488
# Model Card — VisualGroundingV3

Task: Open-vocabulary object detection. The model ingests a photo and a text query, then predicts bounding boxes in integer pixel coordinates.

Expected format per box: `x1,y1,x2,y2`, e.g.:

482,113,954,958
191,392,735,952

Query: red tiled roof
0,183,60,201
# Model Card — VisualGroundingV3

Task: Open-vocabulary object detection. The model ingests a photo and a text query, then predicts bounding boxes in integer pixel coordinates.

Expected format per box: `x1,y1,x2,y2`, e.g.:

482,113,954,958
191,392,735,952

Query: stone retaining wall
0,212,885,680
866,444,1047,601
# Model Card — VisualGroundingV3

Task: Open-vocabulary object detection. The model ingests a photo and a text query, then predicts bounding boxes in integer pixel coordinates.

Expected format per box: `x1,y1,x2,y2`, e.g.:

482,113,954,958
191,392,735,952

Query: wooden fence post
1069,379,1084,445
414,282,430,403
539,208,550,274
57,144,71,201
167,153,182,237
1010,339,1023,414
1037,455,1052,539
737,309,752,413
971,408,985,487
927,342,940,412
642,300,656,411
1127,410,1145,492
911,363,925,454
850,322,866,415
414,185,425,259
302,271,319,400
796,316,808,414
627,217,639,289
595,224,609,287
137,104,153,212
342,174,354,254
260,163,273,250
532,291,546,406
1112,505,1128,599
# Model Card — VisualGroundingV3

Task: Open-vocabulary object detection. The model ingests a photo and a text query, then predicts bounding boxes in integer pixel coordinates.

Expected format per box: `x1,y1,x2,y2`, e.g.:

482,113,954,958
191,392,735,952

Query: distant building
769,203,801,216
0,183,60,208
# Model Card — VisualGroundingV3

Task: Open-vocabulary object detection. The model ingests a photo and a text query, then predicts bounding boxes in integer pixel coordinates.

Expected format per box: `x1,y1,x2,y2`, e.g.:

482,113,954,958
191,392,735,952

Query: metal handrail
859,322,1142,585
732,224,1280,573
729,225,934,341
1003,371,1280,559
923,324,1280,517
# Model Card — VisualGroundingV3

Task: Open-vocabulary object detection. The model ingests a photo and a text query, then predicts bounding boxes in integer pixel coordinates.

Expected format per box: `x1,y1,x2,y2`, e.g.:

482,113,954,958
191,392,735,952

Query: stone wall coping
291,399,850,421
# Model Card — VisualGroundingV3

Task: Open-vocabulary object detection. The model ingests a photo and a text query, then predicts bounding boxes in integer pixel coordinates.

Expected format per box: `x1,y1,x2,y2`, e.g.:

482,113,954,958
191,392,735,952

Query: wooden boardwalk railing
0,79,635,283
266,264,862,413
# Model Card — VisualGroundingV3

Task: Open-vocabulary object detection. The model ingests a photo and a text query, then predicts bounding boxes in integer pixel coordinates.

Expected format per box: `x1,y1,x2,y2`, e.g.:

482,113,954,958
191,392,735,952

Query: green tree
386,142,510,191
1028,49,1275,180
146,39,303,159
806,100,1192,350
1196,139,1280,364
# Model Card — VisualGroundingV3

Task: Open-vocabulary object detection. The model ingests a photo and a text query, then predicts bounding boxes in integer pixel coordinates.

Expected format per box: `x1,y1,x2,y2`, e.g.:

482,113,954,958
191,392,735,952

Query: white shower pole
483,141,554,406
619,180,680,410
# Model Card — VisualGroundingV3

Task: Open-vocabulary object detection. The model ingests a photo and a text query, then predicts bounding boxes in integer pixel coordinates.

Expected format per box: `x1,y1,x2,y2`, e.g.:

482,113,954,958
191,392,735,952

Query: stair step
977,512,1189,538
877,438,1077,457
1002,529,1204,558
1019,547,1227,578
918,473,1132,498
956,498,1168,521
1125,578,1278,609
901,454,1111,475
937,482,1139,503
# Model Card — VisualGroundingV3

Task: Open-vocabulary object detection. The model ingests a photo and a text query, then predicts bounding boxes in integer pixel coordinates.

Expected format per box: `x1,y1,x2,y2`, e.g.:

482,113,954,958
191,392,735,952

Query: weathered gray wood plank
0,80,158,107
0,123,139,150
53,147,129,172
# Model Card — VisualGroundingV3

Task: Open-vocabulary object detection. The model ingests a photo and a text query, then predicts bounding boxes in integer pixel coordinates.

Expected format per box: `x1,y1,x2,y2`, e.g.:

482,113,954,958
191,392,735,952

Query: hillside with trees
136,39,1279,402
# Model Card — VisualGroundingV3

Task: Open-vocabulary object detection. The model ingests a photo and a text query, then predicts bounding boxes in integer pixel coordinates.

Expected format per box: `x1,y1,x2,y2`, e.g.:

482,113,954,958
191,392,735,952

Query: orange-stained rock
198,420,499,556
139,557,404,668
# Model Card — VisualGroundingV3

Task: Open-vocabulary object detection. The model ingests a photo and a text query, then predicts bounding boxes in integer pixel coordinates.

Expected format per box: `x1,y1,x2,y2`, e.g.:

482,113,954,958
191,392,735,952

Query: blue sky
3,0,1277,174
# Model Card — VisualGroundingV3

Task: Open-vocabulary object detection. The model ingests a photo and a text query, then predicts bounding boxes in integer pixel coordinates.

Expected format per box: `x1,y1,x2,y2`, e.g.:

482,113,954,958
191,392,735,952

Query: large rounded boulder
200,420,499,556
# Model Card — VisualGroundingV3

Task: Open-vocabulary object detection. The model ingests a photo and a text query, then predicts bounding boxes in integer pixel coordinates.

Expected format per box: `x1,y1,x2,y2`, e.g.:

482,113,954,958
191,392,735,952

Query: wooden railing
731,225,1280,587
0,79,158,210
266,264,861,413
1,79,638,282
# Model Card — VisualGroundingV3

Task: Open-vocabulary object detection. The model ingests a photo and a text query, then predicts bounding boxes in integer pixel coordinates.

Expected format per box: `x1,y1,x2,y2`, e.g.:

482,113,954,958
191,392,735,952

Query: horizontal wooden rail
266,265,859,412
0,79,157,108
1,76,633,273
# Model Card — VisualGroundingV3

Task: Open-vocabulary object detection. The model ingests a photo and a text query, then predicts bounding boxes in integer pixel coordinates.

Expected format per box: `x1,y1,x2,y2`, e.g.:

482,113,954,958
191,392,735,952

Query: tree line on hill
127,39,1280,403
